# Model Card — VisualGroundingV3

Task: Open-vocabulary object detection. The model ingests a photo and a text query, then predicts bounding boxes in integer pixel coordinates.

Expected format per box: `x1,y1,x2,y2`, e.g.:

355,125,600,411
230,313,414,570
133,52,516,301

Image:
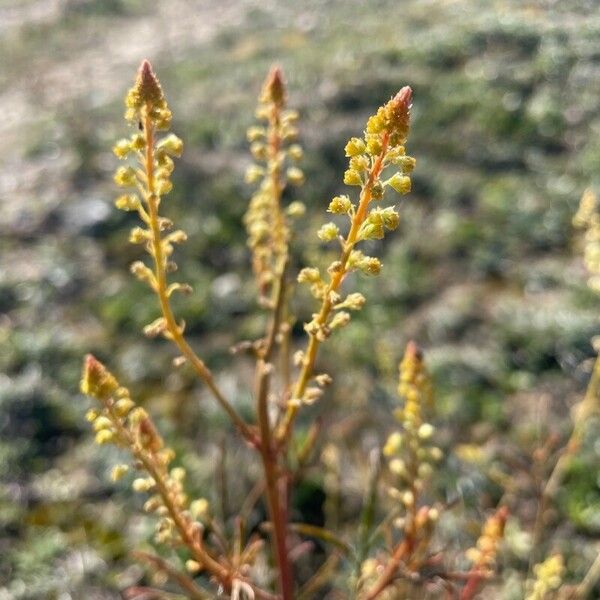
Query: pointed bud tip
497,506,509,521
262,65,286,106
269,65,284,85
405,340,423,361
134,59,164,105
395,86,413,107
138,59,157,85
84,353,101,371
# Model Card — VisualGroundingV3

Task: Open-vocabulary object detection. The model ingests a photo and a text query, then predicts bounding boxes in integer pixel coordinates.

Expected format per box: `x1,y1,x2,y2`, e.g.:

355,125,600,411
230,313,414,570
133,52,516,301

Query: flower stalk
277,86,415,444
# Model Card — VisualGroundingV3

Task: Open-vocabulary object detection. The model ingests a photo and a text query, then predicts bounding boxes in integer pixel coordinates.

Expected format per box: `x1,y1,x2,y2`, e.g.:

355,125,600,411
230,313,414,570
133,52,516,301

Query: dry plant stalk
80,60,599,599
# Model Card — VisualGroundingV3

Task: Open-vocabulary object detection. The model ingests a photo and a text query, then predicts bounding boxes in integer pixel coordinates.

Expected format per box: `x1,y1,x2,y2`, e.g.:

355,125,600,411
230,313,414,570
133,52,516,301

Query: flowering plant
80,60,599,599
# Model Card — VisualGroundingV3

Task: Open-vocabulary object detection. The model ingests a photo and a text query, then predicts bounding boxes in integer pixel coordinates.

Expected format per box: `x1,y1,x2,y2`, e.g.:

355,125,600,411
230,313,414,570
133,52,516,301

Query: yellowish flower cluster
244,67,304,305
279,87,415,432
573,188,600,292
465,506,509,572
113,60,190,334
384,342,440,551
526,554,565,600
81,355,205,547
81,355,271,597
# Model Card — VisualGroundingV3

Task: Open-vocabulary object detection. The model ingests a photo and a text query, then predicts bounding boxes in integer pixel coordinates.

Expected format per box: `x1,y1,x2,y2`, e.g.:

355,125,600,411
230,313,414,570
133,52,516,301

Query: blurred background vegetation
1,0,600,598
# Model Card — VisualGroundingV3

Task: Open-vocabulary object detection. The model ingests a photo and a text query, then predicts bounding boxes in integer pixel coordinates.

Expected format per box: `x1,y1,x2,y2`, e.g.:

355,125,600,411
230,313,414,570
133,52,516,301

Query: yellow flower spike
466,506,509,572
244,65,303,311
526,554,565,600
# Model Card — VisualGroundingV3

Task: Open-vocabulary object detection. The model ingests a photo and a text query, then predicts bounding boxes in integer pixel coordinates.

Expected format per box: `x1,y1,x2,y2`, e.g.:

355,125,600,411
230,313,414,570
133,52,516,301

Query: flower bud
398,156,416,173
418,423,435,440
339,292,366,311
114,166,137,187
157,133,183,157
250,141,267,160
186,560,202,574
389,173,411,195
95,430,114,445
111,464,129,481
93,416,113,432
317,222,340,242
389,458,407,477
286,201,306,217
114,398,135,417
287,166,305,186
288,144,303,161
383,432,403,456
113,139,132,159
329,311,350,329
344,137,366,157
366,137,382,156
132,477,156,493
115,194,140,211
298,267,321,284
81,355,119,400
343,169,362,186
245,164,265,183
246,126,266,142
328,195,352,214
